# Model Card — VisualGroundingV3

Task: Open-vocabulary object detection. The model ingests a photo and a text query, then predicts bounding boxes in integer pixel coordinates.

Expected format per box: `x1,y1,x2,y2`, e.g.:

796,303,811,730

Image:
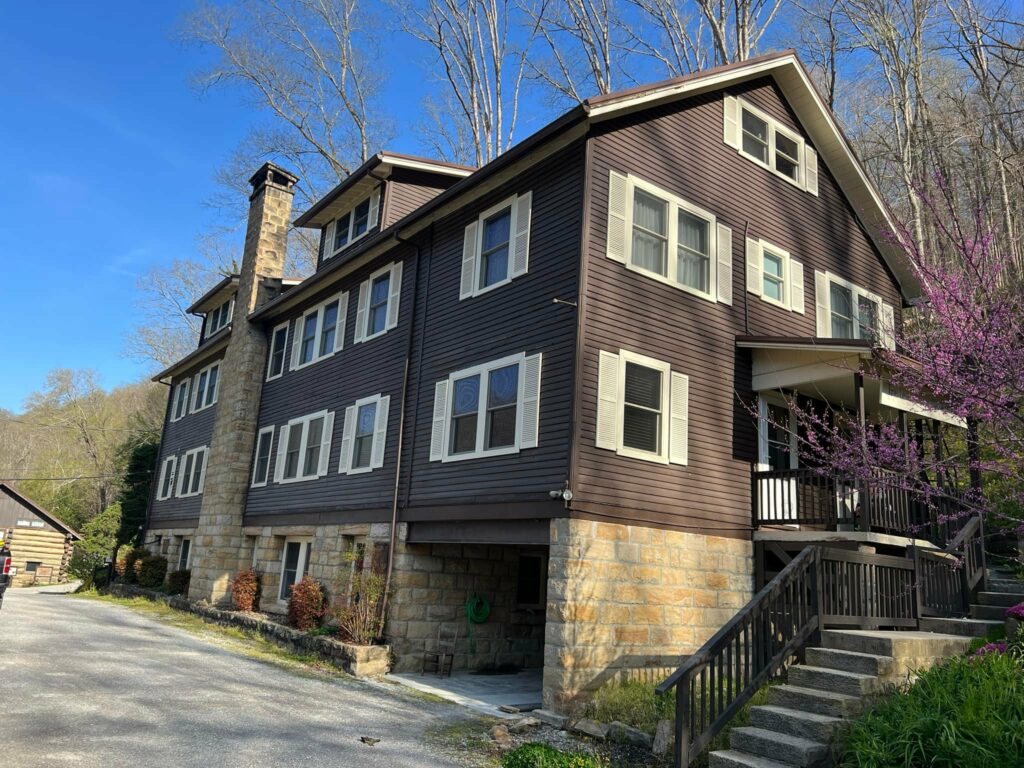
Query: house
0,483,81,585
143,50,968,713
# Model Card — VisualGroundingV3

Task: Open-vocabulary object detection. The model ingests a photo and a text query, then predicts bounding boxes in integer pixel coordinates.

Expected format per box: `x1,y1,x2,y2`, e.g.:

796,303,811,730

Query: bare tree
624,0,712,75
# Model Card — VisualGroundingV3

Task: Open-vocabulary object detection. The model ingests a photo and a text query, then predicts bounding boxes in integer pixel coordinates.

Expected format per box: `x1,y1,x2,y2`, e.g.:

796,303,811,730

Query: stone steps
749,704,842,743
977,590,1024,607
767,684,862,718
919,616,1003,637
971,603,1009,621
805,647,897,678
710,750,796,768
788,665,879,697
729,726,830,767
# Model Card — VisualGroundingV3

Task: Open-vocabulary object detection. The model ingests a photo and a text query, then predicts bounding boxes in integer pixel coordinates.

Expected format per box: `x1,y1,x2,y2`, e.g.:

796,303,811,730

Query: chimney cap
249,162,299,193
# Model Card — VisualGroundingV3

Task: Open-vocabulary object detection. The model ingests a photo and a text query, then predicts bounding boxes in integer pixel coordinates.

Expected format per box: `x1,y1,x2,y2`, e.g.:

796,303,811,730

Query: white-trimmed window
353,262,402,343
291,292,348,370
177,538,192,571
251,427,276,487
176,446,208,498
204,296,234,339
723,95,819,195
266,322,289,381
606,172,733,304
274,410,335,483
324,188,381,260
429,352,543,463
814,270,894,348
170,380,190,422
745,238,805,313
156,456,177,501
15,519,31,527
595,349,689,465
460,192,532,299
278,538,311,601
338,394,390,474
191,362,220,413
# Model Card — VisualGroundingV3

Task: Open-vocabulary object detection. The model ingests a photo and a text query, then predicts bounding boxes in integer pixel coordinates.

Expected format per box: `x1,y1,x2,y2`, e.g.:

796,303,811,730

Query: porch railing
916,513,986,617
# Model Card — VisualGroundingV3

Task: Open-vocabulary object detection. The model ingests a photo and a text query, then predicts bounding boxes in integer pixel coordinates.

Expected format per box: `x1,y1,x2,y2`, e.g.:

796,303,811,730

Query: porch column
854,372,867,442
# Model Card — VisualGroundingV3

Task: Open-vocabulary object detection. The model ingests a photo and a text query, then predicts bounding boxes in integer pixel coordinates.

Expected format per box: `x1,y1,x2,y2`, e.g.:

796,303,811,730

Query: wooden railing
916,513,986,617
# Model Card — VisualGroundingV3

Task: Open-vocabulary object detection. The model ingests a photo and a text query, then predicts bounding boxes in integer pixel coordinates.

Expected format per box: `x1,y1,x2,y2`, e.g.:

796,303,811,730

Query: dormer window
325,189,380,261
205,297,234,338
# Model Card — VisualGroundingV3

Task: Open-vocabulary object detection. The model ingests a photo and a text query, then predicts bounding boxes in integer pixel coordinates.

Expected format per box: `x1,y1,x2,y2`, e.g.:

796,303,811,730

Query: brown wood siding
572,78,902,538
384,168,462,228
0,494,55,532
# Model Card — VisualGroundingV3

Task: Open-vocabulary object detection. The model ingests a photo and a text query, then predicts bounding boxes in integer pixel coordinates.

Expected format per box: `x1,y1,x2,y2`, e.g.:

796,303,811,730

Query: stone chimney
189,163,298,604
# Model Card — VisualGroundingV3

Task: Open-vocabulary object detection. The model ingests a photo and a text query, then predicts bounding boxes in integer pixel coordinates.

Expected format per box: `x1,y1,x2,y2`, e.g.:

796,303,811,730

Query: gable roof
0,483,82,539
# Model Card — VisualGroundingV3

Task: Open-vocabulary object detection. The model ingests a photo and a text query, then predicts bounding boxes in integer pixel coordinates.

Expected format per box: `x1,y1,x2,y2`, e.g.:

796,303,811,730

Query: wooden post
676,683,689,768
966,416,982,493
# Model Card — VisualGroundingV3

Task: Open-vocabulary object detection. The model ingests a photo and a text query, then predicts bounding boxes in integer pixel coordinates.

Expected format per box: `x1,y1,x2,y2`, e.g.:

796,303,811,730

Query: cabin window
267,322,289,380
176,447,208,498
746,238,804,313
191,362,221,413
595,349,689,465
275,410,334,483
156,456,177,501
278,539,311,601
325,188,380,260
251,427,275,487
171,380,190,421
339,394,390,474
205,297,234,338
430,352,543,463
292,293,347,369
25,561,41,573
354,262,402,343
460,192,533,300
178,538,192,571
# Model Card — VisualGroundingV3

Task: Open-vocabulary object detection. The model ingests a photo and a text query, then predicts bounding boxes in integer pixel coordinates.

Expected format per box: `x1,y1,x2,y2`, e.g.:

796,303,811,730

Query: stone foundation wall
146,528,195,572
543,518,754,712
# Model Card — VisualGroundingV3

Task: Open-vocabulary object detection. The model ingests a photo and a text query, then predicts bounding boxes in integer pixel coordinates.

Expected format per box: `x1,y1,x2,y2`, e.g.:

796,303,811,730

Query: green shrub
287,576,326,630
230,568,261,611
837,653,1024,768
119,548,146,584
166,569,191,596
501,743,607,768
137,555,168,588
68,502,122,582
585,679,674,735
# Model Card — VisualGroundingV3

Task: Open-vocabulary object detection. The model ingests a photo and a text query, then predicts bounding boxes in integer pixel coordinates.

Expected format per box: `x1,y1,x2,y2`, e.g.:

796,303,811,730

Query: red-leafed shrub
231,568,261,612
287,576,326,630
119,548,146,584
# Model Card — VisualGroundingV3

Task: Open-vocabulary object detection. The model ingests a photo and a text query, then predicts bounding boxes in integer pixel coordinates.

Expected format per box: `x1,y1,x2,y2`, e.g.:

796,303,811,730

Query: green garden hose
465,593,491,653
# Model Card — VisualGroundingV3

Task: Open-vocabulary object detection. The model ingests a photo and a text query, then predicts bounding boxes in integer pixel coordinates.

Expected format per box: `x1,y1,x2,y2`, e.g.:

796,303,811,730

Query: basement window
516,553,547,609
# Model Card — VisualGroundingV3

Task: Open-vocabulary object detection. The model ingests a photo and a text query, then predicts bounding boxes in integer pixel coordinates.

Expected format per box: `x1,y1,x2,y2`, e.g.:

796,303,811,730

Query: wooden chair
422,624,458,677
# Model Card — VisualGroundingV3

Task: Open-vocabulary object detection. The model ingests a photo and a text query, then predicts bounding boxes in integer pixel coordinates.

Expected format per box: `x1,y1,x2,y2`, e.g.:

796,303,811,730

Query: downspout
742,220,751,335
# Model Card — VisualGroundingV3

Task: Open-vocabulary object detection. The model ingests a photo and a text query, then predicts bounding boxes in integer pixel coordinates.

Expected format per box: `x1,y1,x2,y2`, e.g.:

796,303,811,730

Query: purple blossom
974,642,1008,656
1006,603,1024,621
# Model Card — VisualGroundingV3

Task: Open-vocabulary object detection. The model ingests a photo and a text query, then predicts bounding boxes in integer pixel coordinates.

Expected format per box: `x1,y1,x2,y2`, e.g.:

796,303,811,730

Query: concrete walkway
0,589,482,768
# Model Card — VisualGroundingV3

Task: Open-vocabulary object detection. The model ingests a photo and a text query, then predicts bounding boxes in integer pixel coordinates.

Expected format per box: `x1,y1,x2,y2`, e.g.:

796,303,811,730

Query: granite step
788,665,880,697
805,647,897,677
749,704,843,743
821,629,972,658
729,726,830,767
767,684,862,718
977,591,1024,607
919,616,1003,637
710,749,797,768
971,603,1010,621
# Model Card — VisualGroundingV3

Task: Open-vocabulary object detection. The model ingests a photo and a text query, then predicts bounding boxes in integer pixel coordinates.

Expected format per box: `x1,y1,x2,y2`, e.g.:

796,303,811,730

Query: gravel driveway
0,588,482,768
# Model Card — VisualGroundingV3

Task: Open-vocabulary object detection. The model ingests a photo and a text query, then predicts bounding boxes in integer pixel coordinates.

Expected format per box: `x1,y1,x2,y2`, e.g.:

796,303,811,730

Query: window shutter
197,449,209,493
606,171,628,264
324,221,335,259
723,95,740,148
353,280,369,343
289,318,301,370
336,292,349,351
369,187,381,229
595,351,620,450
274,425,289,482
317,412,335,477
460,221,478,300
371,395,390,469
881,303,896,350
716,222,733,305
746,238,762,296
804,146,819,196
511,191,532,278
429,380,450,461
386,262,403,331
790,259,805,314
519,354,542,449
338,406,356,474
814,270,830,337
669,372,689,465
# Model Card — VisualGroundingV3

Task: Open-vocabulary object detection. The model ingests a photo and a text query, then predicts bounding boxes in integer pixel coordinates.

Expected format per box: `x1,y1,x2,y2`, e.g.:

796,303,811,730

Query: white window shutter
429,380,450,461
369,187,381,228
511,191,532,278
371,395,390,469
324,220,335,258
317,412,335,477
746,238,762,296
716,223,733,305
274,425,289,482
289,318,301,370
353,280,369,343
804,146,819,196
790,259,805,314
336,292,349,351
723,95,740,148
606,171,628,264
881,303,896,350
338,406,356,474
814,270,830,337
519,353,542,449
460,221,478,300
669,372,689,465
197,450,209,493
595,351,620,450
386,262,403,331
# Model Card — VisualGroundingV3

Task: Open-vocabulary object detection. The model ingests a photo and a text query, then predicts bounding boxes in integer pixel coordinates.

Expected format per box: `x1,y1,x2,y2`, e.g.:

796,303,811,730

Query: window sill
191,401,217,415
616,445,670,465
326,228,373,262
357,327,389,345
462,274,515,300
276,474,325,485
758,293,791,311
441,444,521,463
343,465,375,476
624,262,717,303
738,149,804,190
292,350,337,372
176,491,204,499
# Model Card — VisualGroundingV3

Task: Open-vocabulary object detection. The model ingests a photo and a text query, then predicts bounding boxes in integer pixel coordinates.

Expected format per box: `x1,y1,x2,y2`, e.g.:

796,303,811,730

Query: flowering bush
974,642,1008,656
287,576,326,630
230,568,261,611
1005,602,1024,620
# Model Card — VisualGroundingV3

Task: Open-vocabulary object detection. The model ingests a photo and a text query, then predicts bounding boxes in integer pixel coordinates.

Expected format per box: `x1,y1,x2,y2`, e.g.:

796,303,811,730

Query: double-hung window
595,349,689,465
205,297,233,338
745,238,805,313
178,538,192,571
814,270,892,346
266,322,289,380
171,380,190,421
460,192,533,299
429,352,543,463
278,539,311,601
338,394,390,474
191,362,220,413
354,262,402,343
274,410,334,483
291,293,347,369
724,95,819,195
251,427,275,487
156,456,177,501
606,172,732,304
324,188,380,260
176,446,208,498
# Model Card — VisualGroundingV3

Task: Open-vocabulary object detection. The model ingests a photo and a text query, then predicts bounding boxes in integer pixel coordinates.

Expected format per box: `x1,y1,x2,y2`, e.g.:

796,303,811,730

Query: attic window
724,95,818,195
206,297,234,338
325,188,381,260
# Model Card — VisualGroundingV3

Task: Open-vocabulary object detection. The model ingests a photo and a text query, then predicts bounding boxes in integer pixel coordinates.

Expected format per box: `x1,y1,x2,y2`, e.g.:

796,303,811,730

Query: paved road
0,589,479,768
